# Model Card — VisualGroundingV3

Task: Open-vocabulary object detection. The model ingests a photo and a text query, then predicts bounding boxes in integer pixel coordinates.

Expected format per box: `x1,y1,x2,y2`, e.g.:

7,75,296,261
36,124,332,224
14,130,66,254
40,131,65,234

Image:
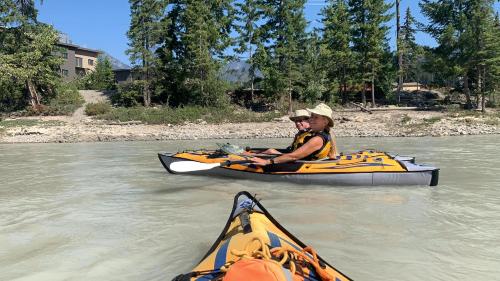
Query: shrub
401,114,411,124
85,102,112,116
94,105,281,125
423,116,441,124
111,81,143,107
0,79,26,113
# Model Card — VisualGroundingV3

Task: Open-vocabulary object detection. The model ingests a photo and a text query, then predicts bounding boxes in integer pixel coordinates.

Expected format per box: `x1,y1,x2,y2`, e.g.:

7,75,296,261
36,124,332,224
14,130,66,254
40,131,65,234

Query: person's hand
250,157,270,166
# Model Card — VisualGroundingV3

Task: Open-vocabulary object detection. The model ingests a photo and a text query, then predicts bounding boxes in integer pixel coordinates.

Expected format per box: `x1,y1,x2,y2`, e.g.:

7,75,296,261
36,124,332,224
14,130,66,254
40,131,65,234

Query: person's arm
251,136,324,165
261,148,282,155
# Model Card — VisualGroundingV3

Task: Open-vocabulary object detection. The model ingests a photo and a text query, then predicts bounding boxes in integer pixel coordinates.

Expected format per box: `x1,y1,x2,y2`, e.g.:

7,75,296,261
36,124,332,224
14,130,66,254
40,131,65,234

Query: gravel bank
1,109,498,143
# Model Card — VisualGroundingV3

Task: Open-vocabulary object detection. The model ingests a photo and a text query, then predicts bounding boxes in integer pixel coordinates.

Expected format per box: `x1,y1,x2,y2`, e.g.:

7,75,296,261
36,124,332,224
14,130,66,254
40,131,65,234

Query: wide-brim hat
289,109,311,121
307,103,334,127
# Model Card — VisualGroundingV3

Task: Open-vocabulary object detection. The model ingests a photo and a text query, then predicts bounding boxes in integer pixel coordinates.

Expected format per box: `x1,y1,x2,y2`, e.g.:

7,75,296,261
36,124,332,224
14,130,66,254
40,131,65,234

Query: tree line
1,0,499,114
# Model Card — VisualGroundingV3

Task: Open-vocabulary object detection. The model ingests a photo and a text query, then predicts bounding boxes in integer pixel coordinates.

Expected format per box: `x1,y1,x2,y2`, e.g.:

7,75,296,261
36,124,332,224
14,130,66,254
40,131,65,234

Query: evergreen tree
234,0,263,102
396,0,402,103
421,0,475,108
472,1,499,110
257,0,308,112
157,0,234,107
321,0,354,104
88,57,115,90
127,0,167,107
301,30,327,103
349,0,393,107
400,7,422,84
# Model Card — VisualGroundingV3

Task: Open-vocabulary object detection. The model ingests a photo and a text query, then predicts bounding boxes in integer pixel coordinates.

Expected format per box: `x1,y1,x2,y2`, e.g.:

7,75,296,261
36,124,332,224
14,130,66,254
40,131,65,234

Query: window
61,69,69,76
76,57,83,67
88,59,94,66
62,52,68,59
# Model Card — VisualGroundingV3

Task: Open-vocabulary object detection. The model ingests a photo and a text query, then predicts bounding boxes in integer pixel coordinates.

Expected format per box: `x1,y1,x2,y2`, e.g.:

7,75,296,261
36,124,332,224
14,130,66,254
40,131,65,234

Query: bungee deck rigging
158,148,439,186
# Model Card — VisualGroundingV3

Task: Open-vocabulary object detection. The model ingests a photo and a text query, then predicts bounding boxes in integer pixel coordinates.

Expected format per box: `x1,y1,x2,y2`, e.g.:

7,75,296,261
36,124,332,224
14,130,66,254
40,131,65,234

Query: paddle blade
169,161,221,173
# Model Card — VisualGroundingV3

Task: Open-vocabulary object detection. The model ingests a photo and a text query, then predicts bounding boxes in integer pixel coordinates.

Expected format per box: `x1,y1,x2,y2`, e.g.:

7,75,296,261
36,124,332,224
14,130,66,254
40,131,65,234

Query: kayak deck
158,149,439,186
172,191,352,281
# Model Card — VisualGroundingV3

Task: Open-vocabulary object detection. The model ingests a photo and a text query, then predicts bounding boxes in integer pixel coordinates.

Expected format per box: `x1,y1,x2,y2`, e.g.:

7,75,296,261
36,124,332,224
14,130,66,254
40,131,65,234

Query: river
1,136,499,281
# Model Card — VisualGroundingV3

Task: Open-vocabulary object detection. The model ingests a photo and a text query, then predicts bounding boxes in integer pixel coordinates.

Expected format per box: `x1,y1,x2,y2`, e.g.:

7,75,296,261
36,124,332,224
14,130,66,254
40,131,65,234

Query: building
99,52,133,84
57,41,101,81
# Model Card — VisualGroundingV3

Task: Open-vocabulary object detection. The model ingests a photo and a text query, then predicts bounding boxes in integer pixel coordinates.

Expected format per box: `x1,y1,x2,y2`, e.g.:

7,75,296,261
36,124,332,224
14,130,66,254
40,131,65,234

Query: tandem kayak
158,149,439,186
172,191,352,281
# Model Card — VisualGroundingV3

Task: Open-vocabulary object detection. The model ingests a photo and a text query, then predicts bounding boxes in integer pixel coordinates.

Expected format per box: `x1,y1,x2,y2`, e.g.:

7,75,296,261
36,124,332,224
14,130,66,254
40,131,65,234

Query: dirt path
71,90,109,122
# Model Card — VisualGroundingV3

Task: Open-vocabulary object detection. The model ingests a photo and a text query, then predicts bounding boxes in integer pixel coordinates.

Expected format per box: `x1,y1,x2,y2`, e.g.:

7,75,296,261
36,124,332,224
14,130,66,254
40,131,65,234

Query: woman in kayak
255,109,312,155
251,103,338,165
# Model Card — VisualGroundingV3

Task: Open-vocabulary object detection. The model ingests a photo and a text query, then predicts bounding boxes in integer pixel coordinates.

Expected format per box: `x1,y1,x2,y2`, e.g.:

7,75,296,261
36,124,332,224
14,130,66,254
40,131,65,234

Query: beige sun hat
289,109,311,121
307,103,334,127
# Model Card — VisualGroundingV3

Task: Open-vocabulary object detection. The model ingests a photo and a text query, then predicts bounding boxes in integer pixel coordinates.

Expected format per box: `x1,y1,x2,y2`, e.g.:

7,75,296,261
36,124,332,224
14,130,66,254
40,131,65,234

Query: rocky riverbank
1,108,498,143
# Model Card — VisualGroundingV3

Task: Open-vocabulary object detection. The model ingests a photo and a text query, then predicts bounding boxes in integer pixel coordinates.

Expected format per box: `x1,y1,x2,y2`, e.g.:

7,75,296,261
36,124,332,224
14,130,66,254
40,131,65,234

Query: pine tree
301,30,327,103
400,7,421,84
234,0,263,102
472,1,499,111
89,57,115,90
127,0,167,107
257,0,308,112
349,0,393,107
396,0,402,103
321,0,354,104
156,0,234,106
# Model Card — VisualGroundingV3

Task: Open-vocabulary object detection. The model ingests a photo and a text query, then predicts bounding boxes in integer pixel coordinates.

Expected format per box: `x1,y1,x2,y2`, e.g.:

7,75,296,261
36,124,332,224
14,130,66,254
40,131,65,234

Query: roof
98,52,131,71
57,42,101,54
220,61,264,84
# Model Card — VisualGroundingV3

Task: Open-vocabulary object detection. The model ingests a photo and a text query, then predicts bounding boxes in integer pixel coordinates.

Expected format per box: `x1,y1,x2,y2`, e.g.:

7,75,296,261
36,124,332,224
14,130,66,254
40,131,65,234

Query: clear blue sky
36,1,500,65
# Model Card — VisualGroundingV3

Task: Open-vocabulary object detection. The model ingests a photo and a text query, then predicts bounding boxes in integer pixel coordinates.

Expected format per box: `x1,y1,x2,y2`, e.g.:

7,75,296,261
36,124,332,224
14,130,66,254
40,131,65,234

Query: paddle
169,159,253,173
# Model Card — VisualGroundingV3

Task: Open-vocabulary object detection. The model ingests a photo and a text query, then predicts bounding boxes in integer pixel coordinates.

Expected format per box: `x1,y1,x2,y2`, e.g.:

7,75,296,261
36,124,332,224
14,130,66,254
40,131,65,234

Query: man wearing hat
252,103,337,165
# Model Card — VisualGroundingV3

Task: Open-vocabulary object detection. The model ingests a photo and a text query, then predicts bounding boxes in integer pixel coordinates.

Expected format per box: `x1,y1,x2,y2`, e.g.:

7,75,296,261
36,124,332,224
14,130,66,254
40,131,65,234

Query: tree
0,0,62,110
156,0,234,107
400,7,422,84
396,0,402,103
472,2,500,111
127,0,167,107
87,57,115,90
234,0,263,102
349,0,393,107
300,30,328,103
321,0,354,104
257,0,308,112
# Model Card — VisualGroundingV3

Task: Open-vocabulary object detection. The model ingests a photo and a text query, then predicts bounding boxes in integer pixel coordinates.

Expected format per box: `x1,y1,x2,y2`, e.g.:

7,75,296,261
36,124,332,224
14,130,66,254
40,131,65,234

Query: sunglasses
294,118,309,122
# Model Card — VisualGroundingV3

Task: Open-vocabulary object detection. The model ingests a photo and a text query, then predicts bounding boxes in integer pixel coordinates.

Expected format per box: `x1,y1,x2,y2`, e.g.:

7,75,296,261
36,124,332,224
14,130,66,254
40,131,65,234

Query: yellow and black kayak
172,191,352,281
158,149,439,186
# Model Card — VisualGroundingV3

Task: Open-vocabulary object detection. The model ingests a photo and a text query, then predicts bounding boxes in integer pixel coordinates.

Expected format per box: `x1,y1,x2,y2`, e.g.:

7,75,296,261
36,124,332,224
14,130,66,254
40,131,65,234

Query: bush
0,79,26,113
85,102,112,116
111,81,143,107
486,99,498,108
20,83,84,116
94,105,281,125
401,114,411,124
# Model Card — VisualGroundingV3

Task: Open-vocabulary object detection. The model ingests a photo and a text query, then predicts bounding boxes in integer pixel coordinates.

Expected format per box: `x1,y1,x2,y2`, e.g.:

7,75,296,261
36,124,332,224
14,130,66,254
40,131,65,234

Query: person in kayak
254,109,312,155
251,103,337,165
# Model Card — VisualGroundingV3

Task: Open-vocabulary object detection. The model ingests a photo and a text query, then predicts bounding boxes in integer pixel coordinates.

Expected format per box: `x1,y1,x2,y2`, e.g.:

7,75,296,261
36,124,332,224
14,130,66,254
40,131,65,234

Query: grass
85,102,112,116
0,119,65,128
423,116,442,124
94,105,282,125
401,114,411,124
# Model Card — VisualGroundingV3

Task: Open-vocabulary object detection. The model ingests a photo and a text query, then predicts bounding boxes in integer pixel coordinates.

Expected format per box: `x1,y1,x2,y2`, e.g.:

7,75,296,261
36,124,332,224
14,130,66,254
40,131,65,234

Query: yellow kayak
158,149,439,186
172,191,352,281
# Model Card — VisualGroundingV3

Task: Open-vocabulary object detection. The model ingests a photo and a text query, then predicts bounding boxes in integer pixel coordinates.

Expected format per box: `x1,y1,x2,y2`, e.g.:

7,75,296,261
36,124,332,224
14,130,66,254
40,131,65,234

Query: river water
1,136,499,281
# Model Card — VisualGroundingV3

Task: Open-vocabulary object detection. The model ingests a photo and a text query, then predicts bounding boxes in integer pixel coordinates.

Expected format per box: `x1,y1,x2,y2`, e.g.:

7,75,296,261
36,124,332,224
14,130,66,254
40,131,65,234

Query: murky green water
1,136,499,281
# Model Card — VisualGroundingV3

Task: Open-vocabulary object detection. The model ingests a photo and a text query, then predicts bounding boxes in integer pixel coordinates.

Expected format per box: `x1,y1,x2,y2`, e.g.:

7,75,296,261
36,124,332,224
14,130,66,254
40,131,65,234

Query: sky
36,1,500,66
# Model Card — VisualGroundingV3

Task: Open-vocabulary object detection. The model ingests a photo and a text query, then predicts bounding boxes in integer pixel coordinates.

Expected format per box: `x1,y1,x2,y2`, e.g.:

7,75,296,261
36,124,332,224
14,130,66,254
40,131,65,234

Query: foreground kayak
158,149,439,186
172,191,352,281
